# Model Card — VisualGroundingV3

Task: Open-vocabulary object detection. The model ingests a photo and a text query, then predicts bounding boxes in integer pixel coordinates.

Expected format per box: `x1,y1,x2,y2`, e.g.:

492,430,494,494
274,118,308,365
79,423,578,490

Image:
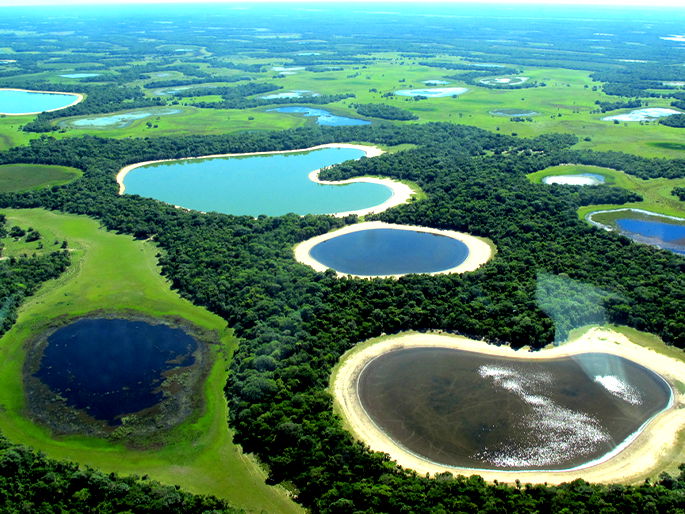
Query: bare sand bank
0,88,84,116
330,327,685,484
293,221,493,278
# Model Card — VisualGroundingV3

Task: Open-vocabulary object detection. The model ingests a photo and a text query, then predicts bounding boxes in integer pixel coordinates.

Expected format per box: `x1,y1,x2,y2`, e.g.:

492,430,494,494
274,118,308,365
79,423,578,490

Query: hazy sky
2,0,685,6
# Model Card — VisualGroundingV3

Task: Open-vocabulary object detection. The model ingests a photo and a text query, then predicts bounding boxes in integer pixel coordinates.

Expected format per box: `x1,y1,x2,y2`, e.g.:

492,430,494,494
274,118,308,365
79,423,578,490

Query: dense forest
0,122,682,511
660,114,685,128
353,103,418,121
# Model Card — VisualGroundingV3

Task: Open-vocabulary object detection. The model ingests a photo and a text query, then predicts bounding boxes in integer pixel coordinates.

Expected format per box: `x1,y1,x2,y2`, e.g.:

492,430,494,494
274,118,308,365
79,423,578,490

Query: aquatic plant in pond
0,88,81,115
542,173,605,186
490,109,539,117
358,348,671,470
32,318,198,425
268,106,370,126
124,147,391,216
309,228,469,276
602,108,681,122
394,87,468,98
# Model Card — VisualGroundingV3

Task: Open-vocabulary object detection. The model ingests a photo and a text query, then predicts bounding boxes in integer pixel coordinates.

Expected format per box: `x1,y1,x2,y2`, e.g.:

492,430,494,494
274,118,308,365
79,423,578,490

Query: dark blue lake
616,218,685,255
34,318,197,425
309,228,469,276
268,106,370,126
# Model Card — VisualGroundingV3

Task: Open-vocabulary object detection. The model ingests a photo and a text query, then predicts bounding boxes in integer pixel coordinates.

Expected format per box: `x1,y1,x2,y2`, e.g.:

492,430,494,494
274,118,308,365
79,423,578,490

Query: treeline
660,114,685,128
595,98,643,113
143,76,250,89
418,61,519,75
354,103,418,120
0,436,239,513
191,87,355,110
21,84,165,133
674,186,685,201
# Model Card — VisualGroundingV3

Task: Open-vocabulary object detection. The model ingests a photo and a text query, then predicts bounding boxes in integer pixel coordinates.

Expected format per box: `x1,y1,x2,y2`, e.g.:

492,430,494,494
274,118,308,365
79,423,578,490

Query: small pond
268,106,370,126
589,209,685,255
66,108,181,129
542,173,605,186
60,73,100,79
0,88,81,115
124,147,391,216
261,89,318,100
309,228,469,276
490,108,539,117
358,348,671,470
479,76,529,86
394,87,468,98
602,108,681,122
33,318,198,425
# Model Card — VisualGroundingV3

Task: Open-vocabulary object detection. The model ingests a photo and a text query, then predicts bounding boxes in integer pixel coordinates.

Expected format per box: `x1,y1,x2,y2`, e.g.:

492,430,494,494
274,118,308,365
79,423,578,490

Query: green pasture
0,208,299,514
528,164,685,219
0,164,81,193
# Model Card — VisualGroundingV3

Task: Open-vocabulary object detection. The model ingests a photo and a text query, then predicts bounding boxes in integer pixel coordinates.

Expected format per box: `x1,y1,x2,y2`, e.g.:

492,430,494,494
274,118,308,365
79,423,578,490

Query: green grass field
0,208,300,514
0,163,81,193
528,164,685,219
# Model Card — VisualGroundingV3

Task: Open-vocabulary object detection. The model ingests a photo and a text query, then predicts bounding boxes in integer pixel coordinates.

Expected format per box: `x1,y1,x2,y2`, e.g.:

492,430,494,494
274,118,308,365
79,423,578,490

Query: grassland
0,208,300,514
0,163,81,193
527,164,685,219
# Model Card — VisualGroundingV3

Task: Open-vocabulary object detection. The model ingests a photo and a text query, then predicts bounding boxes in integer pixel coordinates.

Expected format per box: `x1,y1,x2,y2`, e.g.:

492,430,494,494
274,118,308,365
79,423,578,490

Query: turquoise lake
310,228,469,275
0,89,79,114
124,147,392,216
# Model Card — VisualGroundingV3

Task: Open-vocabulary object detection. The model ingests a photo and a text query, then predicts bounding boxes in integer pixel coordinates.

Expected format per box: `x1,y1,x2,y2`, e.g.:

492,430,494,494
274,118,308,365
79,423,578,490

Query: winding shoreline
116,143,414,217
0,88,84,116
330,327,685,484
293,221,493,278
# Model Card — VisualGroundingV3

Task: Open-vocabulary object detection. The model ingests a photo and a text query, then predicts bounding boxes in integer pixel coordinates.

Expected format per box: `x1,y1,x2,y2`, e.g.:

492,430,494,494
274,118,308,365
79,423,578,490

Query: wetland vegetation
0,2,683,512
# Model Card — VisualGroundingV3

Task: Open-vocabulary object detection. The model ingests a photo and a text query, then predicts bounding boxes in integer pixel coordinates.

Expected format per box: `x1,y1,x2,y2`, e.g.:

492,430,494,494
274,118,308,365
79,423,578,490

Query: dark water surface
616,218,685,255
35,318,197,424
310,228,469,275
358,348,671,470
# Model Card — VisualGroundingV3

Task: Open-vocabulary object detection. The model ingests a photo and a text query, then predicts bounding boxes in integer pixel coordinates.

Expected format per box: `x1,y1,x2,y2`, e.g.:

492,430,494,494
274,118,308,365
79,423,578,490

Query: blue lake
0,89,80,114
34,318,197,425
268,106,370,126
67,108,181,129
125,147,391,216
615,217,685,255
310,228,469,275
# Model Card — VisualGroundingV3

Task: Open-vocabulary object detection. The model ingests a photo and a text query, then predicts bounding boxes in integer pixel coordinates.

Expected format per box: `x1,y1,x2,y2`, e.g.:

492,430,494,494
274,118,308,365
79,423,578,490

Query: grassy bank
0,208,300,514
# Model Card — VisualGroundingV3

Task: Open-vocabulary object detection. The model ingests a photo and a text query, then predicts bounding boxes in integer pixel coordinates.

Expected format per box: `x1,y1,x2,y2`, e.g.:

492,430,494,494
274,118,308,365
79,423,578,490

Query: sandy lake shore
330,327,685,484
293,221,493,278
115,142,398,208
0,88,84,116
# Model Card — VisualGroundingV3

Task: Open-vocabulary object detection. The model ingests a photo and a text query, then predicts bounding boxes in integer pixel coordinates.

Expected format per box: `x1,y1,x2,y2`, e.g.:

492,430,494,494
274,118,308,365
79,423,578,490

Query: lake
261,89,318,99
60,73,100,79
34,318,198,425
66,108,181,129
309,228,469,276
0,88,81,115
589,209,685,255
542,173,605,185
602,108,681,122
490,109,539,117
268,106,370,126
358,348,671,470
395,87,468,98
124,147,392,216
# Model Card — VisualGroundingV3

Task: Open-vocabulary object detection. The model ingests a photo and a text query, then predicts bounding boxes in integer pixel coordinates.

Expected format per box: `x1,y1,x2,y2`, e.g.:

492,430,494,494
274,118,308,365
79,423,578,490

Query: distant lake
602,108,681,122
261,89,318,100
0,88,80,115
490,109,539,117
394,87,468,98
124,147,391,216
268,106,370,126
60,73,100,79
589,209,685,255
34,318,197,425
66,108,181,129
359,348,671,470
542,173,605,186
309,228,469,276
